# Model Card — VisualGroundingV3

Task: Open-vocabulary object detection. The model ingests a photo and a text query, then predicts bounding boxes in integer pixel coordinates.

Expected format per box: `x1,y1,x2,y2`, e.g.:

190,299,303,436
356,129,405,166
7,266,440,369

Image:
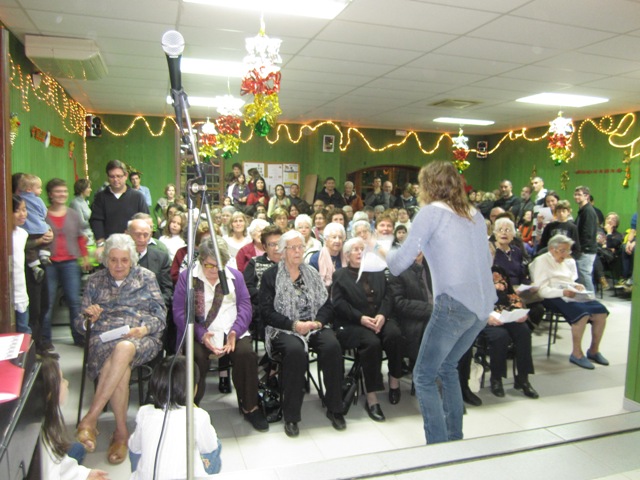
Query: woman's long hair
418,161,472,220
41,356,71,459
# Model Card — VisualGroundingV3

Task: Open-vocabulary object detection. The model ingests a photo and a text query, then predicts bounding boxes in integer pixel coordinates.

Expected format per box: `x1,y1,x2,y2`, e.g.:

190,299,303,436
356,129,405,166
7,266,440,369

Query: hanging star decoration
241,17,282,137
548,111,575,165
452,129,470,173
622,150,632,188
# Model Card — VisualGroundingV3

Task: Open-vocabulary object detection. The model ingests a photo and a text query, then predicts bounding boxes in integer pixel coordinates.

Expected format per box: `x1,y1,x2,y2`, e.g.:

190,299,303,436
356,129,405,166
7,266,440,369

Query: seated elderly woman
332,237,403,422
75,234,166,465
235,218,270,272
351,219,373,241
309,222,346,287
529,234,609,369
294,214,322,263
483,265,538,399
259,230,345,437
173,238,268,432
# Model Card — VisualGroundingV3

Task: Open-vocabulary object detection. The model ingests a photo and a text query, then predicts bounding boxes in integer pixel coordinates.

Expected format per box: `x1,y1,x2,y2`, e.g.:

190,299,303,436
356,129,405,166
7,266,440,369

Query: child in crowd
129,356,221,479
40,355,109,479
518,210,535,256
159,212,186,262
12,194,30,333
393,224,408,246
18,174,53,282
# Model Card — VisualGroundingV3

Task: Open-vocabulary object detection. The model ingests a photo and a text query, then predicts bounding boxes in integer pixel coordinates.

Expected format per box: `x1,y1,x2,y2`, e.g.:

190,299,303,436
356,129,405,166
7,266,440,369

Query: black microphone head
162,30,185,57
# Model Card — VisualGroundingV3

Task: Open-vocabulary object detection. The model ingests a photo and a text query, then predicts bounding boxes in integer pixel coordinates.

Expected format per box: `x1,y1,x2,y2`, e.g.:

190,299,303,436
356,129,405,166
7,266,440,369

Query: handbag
341,358,361,415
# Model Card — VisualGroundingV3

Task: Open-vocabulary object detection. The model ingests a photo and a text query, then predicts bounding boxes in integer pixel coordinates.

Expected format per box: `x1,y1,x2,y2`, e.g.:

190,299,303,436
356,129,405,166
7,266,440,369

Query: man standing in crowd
315,176,345,209
313,199,326,213
90,159,149,256
288,183,310,214
343,181,363,212
574,185,599,292
129,171,152,208
515,185,534,225
531,177,547,207
494,180,522,216
365,177,385,208
382,181,397,209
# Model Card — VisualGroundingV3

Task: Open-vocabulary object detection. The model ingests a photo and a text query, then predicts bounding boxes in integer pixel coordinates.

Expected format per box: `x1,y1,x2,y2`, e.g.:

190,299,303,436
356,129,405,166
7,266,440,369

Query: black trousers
482,322,534,380
25,265,48,348
337,319,403,393
193,336,259,409
271,328,343,423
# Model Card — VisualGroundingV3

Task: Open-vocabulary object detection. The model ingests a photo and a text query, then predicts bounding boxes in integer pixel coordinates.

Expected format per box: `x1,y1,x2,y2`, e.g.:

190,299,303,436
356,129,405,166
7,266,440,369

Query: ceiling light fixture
183,0,351,19
181,58,246,78
433,117,495,126
516,93,609,107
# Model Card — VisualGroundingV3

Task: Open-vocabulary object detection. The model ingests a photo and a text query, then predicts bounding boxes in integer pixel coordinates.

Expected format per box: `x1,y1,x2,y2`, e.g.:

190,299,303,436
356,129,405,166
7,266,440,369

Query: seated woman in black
259,230,345,437
332,237,403,422
483,266,538,399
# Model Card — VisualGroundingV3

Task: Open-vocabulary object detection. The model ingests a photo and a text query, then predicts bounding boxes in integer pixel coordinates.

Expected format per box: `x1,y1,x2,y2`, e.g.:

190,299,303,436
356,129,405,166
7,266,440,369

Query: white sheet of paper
357,251,387,282
0,334,24,361
99,325,130,343
515,284,537,294
499,308,530,323
538,207,553,223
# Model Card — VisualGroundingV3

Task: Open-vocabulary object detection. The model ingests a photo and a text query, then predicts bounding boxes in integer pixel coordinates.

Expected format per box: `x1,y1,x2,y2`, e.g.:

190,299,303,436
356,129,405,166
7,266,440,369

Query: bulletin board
243,161,300,196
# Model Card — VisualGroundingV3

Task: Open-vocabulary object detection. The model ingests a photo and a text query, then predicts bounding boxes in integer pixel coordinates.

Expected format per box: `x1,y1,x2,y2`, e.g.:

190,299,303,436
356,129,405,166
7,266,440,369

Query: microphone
161,30,185,92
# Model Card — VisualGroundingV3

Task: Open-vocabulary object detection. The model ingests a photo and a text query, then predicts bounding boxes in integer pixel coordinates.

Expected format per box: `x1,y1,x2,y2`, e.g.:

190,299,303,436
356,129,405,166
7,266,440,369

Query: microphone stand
170,86,229,479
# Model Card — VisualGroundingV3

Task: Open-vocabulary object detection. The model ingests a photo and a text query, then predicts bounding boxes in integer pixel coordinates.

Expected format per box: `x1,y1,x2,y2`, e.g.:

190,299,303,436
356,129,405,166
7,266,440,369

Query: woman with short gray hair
529,234,609,370
294,214,321,262
309,222,346,287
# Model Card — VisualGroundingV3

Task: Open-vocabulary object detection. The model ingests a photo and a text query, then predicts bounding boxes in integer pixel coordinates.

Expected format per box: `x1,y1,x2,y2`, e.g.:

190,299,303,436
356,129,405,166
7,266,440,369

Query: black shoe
462,387,482,406
388,387,401,405
326,411,346,431
284,422,299,437
218,376,231,394
490,379,505,398
365,402,386,422
514,380,539,399
244,409,269,432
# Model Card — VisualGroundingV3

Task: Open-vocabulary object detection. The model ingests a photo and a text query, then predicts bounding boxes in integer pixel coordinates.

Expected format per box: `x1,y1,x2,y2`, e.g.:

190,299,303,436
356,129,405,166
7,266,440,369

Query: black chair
473,331,517,389
543,306,567,357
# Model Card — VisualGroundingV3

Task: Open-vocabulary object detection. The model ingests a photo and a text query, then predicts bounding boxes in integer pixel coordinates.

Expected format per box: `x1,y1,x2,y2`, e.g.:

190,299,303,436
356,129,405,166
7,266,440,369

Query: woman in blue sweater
387,161,496,445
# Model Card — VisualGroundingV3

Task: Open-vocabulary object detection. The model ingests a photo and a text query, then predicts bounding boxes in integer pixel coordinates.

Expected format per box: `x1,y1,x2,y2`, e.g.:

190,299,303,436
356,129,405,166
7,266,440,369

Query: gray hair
352,211,369,223
352,220,372,235
294,214,312,229
343,237,365,257
323,222,346,240
344,181,354,189
102,234,139,267
221,206,236,215
248,218,270,236
343,205,353,213
198,237,230,268
548,234,575,249
277,229,304,253
374,205,385,214
494,217,516,235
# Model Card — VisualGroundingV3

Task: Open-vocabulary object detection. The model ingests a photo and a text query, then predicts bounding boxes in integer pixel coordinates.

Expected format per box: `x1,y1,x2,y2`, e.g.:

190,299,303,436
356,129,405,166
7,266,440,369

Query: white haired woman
236,218,270,272
259,230,345,437
309,222,346,287
294,213,322,263
75,234,166,464
332,237,404,422
529,234,609,370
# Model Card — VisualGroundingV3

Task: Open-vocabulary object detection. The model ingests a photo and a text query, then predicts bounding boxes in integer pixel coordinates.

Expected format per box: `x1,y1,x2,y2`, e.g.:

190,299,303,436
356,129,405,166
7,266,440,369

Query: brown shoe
107,436,128,465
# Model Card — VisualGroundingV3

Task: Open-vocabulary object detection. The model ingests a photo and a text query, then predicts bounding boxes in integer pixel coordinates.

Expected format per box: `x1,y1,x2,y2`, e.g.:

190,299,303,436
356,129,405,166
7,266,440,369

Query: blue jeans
129,439,222,475
576,253,596,293
413,294,487,444
43,260,83,344
15,310,31,334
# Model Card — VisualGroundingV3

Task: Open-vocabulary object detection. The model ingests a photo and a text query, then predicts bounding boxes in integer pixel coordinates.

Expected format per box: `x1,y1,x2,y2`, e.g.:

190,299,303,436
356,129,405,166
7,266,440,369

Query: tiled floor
52,289,637,478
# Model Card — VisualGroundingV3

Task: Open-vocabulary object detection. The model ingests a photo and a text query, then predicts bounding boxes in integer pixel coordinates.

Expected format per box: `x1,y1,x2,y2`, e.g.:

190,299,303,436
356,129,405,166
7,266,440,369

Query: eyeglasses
286,244,305,252
202,263,219,270
108,174,125,180
266,242,279,248
495,228,514,234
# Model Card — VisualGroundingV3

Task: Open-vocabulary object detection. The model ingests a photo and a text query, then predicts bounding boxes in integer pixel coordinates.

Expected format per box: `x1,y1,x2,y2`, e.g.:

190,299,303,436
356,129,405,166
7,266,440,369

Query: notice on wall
242,161,299,196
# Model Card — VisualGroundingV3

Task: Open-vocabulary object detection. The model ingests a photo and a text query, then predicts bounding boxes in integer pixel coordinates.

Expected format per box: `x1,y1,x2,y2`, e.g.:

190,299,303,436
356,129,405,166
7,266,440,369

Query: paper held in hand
498,308,530,323
99,325,130,343
563,285,595,303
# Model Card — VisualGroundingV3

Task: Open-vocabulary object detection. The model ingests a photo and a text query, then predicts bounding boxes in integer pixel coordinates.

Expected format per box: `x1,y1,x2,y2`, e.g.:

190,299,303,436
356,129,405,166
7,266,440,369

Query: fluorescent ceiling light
181,58,246,78
516,93,608,107
166,95,246,109
184,0,351,19
433,117,495,126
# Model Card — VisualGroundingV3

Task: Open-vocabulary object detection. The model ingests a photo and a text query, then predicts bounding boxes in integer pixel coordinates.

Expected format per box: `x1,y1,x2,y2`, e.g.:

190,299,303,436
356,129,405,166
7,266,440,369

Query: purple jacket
173,266,252,351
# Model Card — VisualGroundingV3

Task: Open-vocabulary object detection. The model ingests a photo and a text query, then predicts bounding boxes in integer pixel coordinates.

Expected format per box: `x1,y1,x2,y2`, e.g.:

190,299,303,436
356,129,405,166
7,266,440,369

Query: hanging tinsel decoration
548,111,575,165
10,113,20,146
241,17,283,135
622,150,632,188
451,128,470,173
560,170,570,190
198,117,218,160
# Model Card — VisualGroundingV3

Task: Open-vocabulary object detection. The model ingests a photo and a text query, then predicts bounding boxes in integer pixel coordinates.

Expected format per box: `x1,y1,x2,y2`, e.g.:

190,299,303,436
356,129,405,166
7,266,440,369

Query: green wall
9,35,83,196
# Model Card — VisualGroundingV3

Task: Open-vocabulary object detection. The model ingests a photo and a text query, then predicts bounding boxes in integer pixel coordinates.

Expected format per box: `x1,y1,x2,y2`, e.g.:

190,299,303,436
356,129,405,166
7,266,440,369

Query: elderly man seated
529,234,609,370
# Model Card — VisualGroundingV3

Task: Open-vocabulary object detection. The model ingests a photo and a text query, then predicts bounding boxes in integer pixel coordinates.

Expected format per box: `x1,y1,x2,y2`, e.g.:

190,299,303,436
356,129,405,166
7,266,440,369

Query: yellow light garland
578,113,640,158
101,115,179,137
